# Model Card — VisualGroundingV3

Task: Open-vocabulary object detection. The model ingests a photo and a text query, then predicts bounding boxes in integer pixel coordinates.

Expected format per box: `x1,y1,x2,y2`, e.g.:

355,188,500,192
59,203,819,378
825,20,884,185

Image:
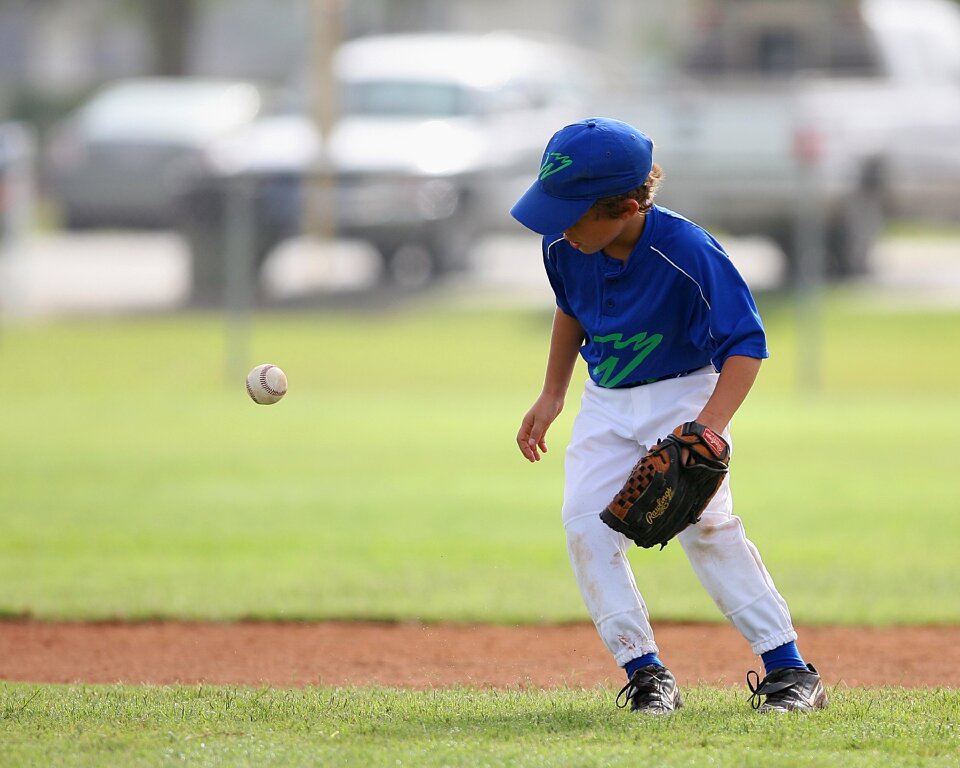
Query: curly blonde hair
590,163,664,218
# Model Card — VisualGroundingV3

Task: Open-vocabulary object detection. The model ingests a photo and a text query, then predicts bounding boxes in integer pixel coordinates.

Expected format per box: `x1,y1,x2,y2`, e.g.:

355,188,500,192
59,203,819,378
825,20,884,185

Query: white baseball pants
562,370,798,668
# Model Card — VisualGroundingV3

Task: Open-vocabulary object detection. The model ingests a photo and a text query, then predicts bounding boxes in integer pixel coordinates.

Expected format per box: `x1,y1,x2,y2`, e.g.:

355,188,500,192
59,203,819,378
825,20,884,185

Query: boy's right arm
517,308,585,462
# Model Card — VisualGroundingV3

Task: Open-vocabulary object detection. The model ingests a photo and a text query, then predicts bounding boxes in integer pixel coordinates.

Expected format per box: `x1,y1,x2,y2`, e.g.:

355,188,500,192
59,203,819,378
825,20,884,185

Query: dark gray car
45,78,264,229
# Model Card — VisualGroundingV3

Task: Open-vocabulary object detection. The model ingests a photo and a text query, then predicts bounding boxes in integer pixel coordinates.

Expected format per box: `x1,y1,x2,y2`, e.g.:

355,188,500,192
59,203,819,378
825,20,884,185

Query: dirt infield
1,620,956,690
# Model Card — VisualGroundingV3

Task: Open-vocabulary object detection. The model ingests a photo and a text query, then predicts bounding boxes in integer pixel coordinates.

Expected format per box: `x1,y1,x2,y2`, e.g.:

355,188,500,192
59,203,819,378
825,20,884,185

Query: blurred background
1,0,959,315
1,1,960,630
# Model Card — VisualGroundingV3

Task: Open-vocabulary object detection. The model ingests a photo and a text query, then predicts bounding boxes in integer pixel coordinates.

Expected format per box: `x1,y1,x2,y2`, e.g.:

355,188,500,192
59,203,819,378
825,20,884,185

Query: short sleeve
543,238,575,318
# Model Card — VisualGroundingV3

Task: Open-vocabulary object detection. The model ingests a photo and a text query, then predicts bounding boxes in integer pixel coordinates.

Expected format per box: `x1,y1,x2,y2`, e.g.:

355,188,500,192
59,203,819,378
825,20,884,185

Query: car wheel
384,242,437,289
183,220,280,305
61,207,96,230
772,181,885,284
827,182,885,277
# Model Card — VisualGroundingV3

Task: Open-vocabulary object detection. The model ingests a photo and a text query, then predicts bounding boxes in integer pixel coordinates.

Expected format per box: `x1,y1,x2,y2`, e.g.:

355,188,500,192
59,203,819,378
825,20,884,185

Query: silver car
175,32,612,299
45,78,263,229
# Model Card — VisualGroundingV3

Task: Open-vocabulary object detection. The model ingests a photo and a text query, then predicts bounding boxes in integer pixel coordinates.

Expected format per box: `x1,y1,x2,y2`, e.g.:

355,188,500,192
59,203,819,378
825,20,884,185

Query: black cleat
616,664,683,714
747,663,828,713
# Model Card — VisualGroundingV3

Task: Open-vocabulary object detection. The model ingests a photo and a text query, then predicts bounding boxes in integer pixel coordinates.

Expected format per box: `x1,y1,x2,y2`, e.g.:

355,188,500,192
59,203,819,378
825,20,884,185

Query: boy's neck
602,212,647,262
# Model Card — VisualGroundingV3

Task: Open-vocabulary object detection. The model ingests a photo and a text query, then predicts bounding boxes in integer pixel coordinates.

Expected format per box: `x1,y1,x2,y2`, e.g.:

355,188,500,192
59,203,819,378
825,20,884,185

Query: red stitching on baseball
258,365,285,397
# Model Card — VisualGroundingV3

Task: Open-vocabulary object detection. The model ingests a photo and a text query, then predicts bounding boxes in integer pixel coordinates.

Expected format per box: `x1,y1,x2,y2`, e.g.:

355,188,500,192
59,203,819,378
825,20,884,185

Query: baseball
246,363,288,405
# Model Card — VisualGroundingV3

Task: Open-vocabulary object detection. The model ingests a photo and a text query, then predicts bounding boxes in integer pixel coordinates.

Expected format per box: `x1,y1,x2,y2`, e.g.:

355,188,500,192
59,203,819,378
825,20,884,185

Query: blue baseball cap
510,117,654,235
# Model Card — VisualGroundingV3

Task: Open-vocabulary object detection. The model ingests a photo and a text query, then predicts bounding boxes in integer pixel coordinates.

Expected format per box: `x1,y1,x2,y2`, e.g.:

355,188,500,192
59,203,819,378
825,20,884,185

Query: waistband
605,364,714,389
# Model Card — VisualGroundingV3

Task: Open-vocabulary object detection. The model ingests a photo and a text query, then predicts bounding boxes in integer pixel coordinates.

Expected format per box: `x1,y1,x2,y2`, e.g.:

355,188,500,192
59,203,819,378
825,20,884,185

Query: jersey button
605,299,615,309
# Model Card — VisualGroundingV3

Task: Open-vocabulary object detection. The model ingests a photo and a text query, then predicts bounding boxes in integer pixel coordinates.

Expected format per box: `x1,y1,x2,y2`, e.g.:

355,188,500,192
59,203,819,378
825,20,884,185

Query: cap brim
510,181,595,236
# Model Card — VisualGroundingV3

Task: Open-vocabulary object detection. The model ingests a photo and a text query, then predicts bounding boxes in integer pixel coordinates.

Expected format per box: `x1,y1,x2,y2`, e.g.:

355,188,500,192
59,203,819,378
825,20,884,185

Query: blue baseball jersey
543,205,768,388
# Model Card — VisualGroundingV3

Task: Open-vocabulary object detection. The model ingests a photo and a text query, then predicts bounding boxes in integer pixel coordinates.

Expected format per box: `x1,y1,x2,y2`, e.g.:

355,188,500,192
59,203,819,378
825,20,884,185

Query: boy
511,117,827,714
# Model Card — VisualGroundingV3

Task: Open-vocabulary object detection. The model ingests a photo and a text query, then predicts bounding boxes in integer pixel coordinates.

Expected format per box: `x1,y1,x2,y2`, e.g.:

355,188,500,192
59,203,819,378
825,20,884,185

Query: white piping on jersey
547,238,716,342
649,246,712,312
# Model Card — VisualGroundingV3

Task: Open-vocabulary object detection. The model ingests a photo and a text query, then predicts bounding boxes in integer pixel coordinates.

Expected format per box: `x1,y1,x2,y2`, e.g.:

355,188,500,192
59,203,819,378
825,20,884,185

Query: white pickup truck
614,0,960,277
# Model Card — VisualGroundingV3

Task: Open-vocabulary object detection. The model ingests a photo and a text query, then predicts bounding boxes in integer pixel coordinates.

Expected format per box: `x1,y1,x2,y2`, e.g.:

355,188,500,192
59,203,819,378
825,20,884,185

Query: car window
681,0,881,77
341,80,469,118
79,83,261,141
475,81,544,114
865,0,960,82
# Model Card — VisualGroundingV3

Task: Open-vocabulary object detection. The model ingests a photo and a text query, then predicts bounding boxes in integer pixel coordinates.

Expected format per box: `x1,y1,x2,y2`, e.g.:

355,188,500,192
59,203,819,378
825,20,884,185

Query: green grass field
1,291,958,624
1,683,957,767
1,288,959,765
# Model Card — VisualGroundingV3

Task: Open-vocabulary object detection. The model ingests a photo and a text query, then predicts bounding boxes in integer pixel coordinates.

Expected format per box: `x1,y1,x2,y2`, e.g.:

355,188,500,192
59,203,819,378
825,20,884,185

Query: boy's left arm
695,355,762,434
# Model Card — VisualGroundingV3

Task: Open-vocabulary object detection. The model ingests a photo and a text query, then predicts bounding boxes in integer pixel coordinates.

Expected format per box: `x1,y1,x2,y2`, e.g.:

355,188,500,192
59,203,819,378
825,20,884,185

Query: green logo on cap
539,152,573,180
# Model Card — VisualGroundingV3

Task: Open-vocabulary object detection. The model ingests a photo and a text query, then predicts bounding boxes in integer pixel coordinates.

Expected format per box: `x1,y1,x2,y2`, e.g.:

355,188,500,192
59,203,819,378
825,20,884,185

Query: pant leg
676,481,798,654
631,371,799,655
562,382,660,667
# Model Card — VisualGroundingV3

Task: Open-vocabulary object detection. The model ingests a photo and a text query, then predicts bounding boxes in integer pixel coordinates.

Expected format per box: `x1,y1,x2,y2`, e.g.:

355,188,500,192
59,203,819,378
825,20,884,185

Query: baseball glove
600,421,730,549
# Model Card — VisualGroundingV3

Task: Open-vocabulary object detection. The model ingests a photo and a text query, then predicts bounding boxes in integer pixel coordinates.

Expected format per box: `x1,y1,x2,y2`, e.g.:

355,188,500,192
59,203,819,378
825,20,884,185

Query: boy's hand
517,394,564,462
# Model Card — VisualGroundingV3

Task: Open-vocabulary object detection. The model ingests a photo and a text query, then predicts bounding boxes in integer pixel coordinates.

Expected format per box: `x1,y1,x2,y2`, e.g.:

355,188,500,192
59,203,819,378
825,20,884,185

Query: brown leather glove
600,422,730,549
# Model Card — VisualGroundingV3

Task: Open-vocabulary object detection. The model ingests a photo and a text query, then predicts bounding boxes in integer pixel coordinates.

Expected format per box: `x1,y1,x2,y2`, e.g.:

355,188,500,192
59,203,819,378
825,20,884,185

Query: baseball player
511,117,827,714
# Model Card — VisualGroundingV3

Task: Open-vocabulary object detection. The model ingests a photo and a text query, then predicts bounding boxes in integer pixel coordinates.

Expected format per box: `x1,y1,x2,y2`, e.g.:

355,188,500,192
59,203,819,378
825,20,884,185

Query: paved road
0,229,957,317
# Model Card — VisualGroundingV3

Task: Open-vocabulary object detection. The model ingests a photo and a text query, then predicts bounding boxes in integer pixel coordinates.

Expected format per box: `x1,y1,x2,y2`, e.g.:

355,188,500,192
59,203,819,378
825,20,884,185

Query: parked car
172,32,611,301
611,0,960,277
45,78,265,229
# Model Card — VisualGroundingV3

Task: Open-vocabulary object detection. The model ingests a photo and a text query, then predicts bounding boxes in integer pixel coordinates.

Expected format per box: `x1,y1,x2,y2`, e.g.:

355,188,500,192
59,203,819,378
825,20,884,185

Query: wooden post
304,0,344,242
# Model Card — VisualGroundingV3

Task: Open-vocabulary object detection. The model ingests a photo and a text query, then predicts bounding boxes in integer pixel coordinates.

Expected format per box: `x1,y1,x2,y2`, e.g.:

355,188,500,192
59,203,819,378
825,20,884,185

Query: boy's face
562,200,643,257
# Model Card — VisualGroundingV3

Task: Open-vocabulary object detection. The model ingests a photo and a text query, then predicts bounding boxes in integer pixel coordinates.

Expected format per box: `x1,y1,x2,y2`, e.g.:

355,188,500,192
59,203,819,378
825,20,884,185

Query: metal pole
224,174,255,384
793,125,826,394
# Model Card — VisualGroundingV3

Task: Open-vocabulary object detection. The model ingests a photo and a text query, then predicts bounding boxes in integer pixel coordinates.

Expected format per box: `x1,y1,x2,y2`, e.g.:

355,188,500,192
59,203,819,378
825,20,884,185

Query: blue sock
761,641,807,674
624,653,663,678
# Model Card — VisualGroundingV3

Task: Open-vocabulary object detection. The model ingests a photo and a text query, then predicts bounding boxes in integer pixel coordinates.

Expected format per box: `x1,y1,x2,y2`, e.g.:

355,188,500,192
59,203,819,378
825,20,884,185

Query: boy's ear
619,198,641,219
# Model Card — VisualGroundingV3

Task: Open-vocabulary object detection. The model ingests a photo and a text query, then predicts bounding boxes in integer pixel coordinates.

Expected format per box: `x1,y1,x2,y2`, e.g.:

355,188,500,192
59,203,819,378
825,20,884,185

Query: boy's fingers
518,410,553,462
517,423,537,461
528,420,549,460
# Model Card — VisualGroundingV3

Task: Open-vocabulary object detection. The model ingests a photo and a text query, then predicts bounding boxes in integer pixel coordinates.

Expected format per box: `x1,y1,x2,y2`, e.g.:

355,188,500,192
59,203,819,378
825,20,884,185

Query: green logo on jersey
592,332,664,388
539,152,573,180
